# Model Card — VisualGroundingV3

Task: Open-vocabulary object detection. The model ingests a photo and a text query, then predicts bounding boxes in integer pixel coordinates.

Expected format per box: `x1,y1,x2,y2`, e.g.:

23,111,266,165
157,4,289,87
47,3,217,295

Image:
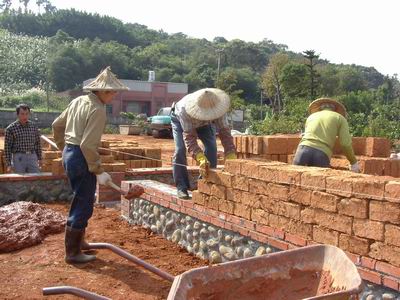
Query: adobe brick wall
120,174,400,293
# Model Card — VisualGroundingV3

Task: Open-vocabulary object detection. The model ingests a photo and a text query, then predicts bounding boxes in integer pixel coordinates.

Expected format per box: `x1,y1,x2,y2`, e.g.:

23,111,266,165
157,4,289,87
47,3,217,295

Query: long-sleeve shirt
4,120,42,166
174,98,236,157
52,93,107,175
300,110,357,164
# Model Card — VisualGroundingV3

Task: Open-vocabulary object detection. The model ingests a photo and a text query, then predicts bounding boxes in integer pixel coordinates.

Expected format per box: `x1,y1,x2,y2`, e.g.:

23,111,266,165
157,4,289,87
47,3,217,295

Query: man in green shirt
293,98,360,172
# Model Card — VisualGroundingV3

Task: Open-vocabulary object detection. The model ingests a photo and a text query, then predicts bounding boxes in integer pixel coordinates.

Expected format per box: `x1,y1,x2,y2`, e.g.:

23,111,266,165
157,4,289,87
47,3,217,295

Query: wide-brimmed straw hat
184,88,230,121
308,98,347,117
83,66,129,92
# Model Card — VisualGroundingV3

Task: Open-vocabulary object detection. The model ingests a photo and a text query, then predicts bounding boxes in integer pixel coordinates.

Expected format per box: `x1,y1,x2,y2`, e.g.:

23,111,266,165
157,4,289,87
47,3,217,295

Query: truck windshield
158,108,171,116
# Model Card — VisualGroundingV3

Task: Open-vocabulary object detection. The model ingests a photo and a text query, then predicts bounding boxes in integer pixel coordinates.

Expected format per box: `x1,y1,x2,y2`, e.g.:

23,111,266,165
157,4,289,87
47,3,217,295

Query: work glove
350,162,360,173
225,152,237,160
196,152,210,177
96,172,112,186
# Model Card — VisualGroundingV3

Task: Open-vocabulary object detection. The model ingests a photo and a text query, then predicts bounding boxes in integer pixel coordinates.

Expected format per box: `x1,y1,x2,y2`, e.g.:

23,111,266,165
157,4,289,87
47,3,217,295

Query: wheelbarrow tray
167,245,363,300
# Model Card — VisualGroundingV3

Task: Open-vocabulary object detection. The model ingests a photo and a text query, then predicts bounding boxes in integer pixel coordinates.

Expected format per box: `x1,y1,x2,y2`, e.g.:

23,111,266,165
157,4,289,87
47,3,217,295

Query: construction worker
171,88,237,199
4,104,42,173
52,67,128,264
293,98,360,172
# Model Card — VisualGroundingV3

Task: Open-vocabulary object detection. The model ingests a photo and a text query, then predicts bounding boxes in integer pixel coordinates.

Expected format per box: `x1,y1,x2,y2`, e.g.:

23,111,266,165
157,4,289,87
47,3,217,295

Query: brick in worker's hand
130,184,145,197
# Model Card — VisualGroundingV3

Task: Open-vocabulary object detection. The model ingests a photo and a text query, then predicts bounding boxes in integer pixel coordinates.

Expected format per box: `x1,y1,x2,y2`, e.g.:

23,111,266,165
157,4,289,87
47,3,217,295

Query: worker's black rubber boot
177,189,190,199
80,229,91,251
65,226,96,264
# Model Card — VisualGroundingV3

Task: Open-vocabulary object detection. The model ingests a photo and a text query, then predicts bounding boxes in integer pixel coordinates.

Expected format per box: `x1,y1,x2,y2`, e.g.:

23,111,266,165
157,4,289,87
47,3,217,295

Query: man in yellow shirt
52,67,128,264
293,98,360,172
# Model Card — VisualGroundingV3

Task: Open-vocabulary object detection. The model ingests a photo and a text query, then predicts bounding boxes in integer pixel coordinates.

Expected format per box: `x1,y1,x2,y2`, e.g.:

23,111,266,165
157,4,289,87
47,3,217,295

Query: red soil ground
0,203,208,300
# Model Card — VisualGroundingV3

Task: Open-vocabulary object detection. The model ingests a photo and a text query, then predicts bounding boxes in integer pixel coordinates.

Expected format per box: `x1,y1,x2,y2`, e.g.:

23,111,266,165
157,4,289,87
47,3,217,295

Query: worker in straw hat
171,88,237,199
52,67,129,264
293,98,360,172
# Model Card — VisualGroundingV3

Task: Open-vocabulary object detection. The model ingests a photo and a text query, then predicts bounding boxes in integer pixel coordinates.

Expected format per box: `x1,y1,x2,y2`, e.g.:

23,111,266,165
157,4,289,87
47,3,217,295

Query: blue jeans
171,113,217,191
12,153,40,173
293,145,331,168
63,144,96,229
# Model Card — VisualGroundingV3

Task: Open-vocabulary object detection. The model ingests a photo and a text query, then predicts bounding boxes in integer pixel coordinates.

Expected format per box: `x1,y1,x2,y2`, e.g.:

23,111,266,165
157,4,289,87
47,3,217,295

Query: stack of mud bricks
96,171,125,202
233,135,301,163
235,135,399,177
192,159,400,290
99,140,162,169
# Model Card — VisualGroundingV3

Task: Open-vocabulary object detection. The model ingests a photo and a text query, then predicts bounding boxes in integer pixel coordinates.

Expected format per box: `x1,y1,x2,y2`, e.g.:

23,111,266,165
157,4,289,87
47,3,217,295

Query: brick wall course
337,198,368,218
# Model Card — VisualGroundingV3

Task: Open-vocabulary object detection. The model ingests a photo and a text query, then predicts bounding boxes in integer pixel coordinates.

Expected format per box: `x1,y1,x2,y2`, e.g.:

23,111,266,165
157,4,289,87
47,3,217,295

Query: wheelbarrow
43,244,363,300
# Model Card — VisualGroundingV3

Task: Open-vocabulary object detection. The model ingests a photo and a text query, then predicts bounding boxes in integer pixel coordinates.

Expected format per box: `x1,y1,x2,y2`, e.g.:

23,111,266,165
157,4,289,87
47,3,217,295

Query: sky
26,0,400,76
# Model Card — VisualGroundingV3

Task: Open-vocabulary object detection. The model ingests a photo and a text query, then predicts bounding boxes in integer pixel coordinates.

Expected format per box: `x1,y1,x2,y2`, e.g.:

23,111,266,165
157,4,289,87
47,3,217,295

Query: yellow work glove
225,152,237,160
196,152,209,177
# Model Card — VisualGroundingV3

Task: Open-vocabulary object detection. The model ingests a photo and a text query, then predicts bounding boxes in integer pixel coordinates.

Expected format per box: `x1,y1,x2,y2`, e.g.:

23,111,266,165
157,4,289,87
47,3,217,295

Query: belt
15,151,35,154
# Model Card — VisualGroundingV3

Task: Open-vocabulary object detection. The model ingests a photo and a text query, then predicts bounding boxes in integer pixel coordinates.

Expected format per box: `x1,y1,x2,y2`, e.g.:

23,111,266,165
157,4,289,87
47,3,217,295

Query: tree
0,0,12,11
261,52,289,111
280,63,309,98
303,49,319,98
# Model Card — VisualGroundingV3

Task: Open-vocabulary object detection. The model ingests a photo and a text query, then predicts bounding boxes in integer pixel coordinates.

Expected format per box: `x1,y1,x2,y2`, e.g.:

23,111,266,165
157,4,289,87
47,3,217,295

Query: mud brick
287,136,301,154
278,155,288,163
326,176,353,197
359,159,384,176
267,236,289,250
210,184,226,199
241,192,260,207
353,218,384,241
217,172,233,187
376,261,400,278
271,154,279,161
370,201,400,225
277,201,301,220
268,214,290,230
226,188,234,201
312,226,339,246
383,159,392,176
262,136,288,154
246,136,254,154
197,179,212,195
301,171,326,191
391,160,400,177
385,224,400,247
314,209,352,234
310,191,339,212
285,220,313,239
241,161,262,179
339,234,369,256
369,242,400,267
218,200,235,214
249,231,269,244
352,177,385,200
298,208,318,227
365,137,391,157
287,154,295,164
42,151,59,159
224,159,244,175
358,268,382,285
232,175,249,191
205,169,222,184
234,203,251,220
192,191,205,205
268,183,289,200
206,196,220,211
248,179,270,195
278,166,303,185
252,136,263,154
251,208,269,225
289,186,312,205
144,148,161,159
385,181,400,203
102,163,114,172
236,136,242,153
337,198,368,218
259,195,277,213
112,163,127,172
241,136,249,153
258,165,280,183
231,190,243,203
352,137,367,156
100,155,114,163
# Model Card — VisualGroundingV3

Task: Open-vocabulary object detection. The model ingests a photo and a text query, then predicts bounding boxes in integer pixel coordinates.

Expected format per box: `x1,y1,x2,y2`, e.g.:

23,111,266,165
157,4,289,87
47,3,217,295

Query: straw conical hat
184,88,230,121
308,98,347,117
83,66,128,92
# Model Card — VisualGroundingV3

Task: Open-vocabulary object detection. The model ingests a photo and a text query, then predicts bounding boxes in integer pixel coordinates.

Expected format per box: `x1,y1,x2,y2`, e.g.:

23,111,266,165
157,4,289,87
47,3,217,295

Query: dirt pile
0,201,65,252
